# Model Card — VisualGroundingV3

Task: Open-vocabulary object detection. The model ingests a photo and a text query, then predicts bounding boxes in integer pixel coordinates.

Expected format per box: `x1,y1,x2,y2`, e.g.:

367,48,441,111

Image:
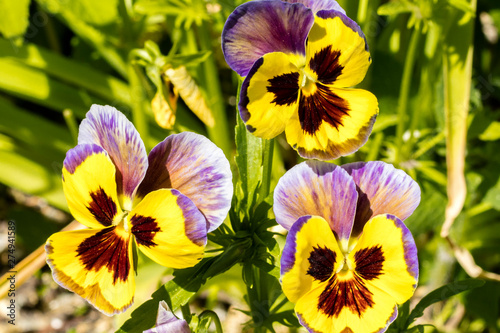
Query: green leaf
167,51,212,69
0,0,30,39
447,0,476,15
68,0,119,26
0,39,131,107
36,0,128,77
234,112,264,216
134,0,209,28
484,181,500,211
118,249,247,333
479,121,500,141
463,281,500,330
0,58,104,117
405,279,485,328
117,259,212,333
0,137,67,210
377,0,417,16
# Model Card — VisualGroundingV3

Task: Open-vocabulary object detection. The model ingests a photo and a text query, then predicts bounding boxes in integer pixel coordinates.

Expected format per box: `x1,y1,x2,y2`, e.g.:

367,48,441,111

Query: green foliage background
0,0,499,332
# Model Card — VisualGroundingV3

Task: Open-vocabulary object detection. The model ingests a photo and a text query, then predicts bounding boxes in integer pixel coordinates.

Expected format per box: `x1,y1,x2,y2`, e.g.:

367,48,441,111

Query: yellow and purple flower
222,0,378,160
274,161,420,332
45,105,233,315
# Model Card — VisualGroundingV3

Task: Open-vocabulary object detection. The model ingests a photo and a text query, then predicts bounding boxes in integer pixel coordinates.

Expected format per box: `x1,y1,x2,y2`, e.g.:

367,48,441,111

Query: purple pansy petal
137,132,232,233
280,215,310,276
222,0,314,76
273,161,357,241
143,301,190,333
284,0,345,14
392,216,419,281
78,105,148,210
342,161,421,237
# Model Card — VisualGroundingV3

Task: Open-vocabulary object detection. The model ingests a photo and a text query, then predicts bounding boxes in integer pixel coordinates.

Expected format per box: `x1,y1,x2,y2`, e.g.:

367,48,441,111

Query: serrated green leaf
0,0,30,39
405,279,484,328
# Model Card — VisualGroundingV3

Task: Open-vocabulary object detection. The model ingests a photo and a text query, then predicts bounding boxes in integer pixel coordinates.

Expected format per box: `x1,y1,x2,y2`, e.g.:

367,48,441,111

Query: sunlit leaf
479,121,500,141
377,0,417,16
0,0,30,39
0,39,131,107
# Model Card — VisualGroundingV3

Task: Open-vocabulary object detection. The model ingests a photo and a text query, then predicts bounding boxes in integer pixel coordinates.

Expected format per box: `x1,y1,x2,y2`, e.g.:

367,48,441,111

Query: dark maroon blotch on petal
309,46,344,84
307,246,336,282
130,215,161,247
76,227,130,284
354,245,384,281
267,72,300,106
87,187,117,227
298,83,349,134
318,274,375,317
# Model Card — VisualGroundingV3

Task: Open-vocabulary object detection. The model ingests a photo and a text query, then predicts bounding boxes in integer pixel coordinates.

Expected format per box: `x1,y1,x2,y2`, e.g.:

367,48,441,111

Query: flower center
118,210,130,232
299,69,318,96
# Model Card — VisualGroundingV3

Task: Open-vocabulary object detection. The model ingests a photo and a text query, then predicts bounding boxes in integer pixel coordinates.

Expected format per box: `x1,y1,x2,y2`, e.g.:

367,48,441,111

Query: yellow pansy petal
295,270,399,333
307,11,371,88
239,52,303,139
45,227,135,315
285,87,378,160
62,144,123,229
128,189,207,269
281,216,343,304
349,214,419,304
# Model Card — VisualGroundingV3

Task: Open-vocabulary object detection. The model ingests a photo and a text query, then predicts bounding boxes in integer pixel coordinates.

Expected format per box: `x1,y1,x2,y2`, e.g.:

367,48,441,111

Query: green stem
411,131,445,160
180,303,192,323
395,27,421,164
62,108,78,145
198,310,224,333
197,23,232,158
41,8,61,54
270,295,289,314
127,51,150,146
356,0,379,88
258,138,274,203
366,132,383,161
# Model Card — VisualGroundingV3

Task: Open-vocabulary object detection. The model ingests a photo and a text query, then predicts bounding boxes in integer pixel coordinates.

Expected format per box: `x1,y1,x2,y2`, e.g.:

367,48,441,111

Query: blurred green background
0,0,499,332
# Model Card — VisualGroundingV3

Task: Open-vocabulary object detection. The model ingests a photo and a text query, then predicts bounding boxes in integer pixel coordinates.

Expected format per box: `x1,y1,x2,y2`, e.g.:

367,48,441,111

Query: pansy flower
274,161,420,332
222,0,378,160
45,105,232,315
